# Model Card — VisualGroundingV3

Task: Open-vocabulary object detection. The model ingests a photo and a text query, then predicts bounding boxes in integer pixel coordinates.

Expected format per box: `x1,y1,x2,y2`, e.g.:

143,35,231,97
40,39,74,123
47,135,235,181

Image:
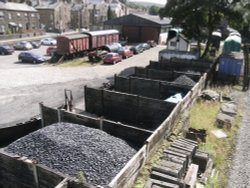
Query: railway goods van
56,30,119,57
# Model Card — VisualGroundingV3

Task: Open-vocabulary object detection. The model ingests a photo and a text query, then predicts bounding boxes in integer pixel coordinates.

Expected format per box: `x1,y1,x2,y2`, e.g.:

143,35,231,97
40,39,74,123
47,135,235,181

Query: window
8,13,11,19
0,11,4,19
24,13,28,17
0,25,5,33
31,13,35,17
17,12,21,17
170,41,177,47
50,14,53,20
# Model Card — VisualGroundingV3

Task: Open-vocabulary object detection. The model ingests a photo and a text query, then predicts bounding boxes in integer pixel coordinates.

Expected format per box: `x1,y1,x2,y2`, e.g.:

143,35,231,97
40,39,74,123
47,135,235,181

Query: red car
118,47,133,59
46,46,57,56
103,52,122,64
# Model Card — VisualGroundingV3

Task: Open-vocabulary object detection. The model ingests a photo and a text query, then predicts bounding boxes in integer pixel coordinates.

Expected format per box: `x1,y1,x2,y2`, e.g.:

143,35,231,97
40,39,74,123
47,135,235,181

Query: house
85,0,127,30
36,1,71,32
70,3,90,30
167,28,190,51
104,13,172,43
0,2,39,35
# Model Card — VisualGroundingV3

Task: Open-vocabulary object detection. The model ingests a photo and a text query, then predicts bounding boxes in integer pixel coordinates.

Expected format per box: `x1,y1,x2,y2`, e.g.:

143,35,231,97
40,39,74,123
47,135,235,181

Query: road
0,45,165,128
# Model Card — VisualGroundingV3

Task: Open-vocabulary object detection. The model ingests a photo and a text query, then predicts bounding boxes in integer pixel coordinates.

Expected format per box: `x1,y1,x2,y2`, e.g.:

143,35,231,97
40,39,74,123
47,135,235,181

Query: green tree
159,0,239,58
231,0,250,39
149,6,160,15
107,5,116,20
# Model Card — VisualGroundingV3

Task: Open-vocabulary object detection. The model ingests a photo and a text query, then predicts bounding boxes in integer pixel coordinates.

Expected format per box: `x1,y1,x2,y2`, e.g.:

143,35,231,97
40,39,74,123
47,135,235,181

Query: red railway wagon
82,29,119,49
56,34,89,56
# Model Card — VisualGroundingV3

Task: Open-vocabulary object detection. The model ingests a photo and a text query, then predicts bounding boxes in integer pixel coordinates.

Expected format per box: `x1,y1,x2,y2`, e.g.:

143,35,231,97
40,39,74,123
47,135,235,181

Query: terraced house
0,2,39,35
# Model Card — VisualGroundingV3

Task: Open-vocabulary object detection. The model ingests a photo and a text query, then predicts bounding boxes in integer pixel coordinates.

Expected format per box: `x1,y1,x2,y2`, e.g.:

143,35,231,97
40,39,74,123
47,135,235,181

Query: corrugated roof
0,2,37,12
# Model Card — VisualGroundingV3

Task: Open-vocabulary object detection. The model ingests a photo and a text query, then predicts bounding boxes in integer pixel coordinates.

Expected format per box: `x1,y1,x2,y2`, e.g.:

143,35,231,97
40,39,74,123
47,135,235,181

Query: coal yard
5,122,137,185
0,49,215,188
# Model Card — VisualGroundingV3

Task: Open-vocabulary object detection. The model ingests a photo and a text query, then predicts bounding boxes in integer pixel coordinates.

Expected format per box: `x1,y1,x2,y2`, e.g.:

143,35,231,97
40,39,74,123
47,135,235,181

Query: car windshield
106,54,113,58
2,45,11,49
31,53,42,58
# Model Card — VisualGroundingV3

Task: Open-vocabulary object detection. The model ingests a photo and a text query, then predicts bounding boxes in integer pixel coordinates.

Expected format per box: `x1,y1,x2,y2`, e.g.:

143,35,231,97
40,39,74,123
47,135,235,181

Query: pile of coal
172,75,196,87
5,122,137,185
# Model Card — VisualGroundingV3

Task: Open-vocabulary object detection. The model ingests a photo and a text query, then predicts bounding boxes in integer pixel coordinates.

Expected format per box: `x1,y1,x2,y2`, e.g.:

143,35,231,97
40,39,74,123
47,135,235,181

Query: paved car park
0,45,165,127
0,45,48,69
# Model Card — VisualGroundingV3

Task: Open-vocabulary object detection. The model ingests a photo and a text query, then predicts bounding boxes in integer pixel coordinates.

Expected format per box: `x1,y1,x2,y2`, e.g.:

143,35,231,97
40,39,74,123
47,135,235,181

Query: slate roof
35,0,62,9
0,2,37,12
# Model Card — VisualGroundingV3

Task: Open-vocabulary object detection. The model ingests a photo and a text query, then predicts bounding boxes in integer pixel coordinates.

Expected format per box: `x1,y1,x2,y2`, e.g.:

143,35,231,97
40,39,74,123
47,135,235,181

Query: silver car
14,41,33,50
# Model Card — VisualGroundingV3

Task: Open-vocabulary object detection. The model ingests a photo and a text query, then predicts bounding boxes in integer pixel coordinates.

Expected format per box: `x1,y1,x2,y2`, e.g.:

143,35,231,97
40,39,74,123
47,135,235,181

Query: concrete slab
184,164,199,188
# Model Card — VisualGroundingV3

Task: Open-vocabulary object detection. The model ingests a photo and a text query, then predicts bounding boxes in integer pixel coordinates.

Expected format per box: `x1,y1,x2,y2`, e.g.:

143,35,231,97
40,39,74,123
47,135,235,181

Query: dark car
0,45,14,55
18,52,48,64
130,44,144,54
88,50,108,62
139,43,151,50
31,41,41,48
103,52,122,64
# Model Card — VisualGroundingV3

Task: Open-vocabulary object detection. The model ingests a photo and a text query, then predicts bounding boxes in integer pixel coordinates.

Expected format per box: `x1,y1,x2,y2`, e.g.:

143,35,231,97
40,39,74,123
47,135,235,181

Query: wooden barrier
0,149,69,188
108,145,147,188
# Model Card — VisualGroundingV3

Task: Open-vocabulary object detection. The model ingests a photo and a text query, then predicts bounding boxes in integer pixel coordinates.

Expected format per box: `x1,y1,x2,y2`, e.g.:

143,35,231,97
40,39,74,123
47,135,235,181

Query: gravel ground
0,46,165,128
227,89,250,188
5,122,137,185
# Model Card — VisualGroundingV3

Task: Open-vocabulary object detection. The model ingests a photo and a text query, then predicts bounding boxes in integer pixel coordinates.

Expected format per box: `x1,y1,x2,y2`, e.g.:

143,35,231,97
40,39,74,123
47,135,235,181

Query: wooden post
57,108,62,123
39,103,45,128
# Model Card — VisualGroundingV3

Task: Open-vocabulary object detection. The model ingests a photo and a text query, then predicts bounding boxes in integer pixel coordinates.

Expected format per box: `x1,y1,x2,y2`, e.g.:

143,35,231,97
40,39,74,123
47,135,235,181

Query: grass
189,86,243,188
51,57,98,67
132,86,243,188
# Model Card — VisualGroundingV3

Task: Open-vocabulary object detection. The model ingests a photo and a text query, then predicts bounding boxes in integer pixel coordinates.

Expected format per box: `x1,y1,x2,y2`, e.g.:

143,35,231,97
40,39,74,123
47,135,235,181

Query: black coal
172,75,196,87
5,122,137,185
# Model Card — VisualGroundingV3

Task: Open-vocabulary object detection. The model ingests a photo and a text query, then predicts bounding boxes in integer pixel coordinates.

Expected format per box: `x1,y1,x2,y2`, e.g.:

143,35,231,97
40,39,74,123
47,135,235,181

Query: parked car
14,41,33,50
31,41,41,48
117,47,133,59
0,45,14,55
46,46,57,56
41,38,57,45
139,43,151,51
88,50,108,62
147,40,157,47
18,52,48,64
103,52,122,64
130,44,144,54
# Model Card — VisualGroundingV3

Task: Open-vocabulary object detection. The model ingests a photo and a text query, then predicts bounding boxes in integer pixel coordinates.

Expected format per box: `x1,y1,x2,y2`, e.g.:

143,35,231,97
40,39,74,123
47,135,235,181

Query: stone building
85,0,127,30
36,1,71,32
0,2,39,35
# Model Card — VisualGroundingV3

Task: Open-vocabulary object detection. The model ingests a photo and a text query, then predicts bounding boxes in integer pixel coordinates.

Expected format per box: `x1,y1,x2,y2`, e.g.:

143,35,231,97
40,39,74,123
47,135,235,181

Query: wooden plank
151,171,185,187
152,164,181,178
149,179,180,188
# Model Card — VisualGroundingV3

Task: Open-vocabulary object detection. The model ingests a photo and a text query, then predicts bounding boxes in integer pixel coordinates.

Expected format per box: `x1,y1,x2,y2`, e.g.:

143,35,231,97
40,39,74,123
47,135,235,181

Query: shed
167,29,190,51
104,13,172,43
218,52,244,76
223,35,242,53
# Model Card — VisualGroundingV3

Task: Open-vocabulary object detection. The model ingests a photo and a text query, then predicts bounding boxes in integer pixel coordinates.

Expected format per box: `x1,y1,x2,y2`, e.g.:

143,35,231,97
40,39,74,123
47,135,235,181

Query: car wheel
113,61,116,64
33,60,36,64
1,51,4,55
